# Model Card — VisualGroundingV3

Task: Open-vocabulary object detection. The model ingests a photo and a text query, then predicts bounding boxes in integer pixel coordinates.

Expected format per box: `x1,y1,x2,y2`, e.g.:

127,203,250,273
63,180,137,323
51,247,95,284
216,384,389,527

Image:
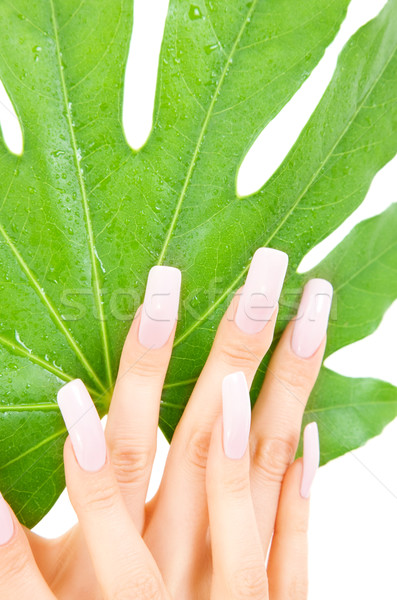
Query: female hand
143,249,331,598
0,247,332,598
0,380,171,599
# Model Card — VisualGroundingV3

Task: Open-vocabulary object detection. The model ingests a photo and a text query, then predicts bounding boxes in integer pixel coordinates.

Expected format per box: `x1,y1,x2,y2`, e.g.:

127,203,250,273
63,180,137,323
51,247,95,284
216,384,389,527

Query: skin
0,284,324,599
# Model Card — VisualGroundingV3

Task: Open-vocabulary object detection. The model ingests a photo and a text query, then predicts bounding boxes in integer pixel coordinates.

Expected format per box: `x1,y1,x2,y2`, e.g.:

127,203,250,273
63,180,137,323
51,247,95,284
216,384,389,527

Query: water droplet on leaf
204,43,219,54
189,5,203,20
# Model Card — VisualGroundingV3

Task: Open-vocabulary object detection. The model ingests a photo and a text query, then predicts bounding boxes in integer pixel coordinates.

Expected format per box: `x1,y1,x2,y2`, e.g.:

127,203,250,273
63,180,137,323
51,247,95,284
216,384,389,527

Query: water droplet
204,42,219,54
15,330,32,354
189,5,203,20
94,248,106,274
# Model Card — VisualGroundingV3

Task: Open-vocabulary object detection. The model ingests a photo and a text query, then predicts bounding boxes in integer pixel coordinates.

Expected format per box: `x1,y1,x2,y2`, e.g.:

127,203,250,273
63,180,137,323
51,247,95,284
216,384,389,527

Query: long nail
235,248,288,334
139,266,181,349
291,278,333,359
300,422,320,499
0,494,14,545
222,372,251,459
57,379,107,473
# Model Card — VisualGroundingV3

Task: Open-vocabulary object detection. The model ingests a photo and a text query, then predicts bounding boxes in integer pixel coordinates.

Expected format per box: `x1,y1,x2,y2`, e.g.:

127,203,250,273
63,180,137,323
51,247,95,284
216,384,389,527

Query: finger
0,495,55,598
206,373,267,600
105,265,181,529
58,379,169,600
250,279,332,549
267,423,319,600
146,248,287,583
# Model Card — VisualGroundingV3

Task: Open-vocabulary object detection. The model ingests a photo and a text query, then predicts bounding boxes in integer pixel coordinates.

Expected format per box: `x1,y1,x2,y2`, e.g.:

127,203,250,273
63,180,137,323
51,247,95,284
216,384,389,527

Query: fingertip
57,380,106,473
138,265,181,350
235,247,288,335
291,278,333,359
301,422,320,499
222,372,251,460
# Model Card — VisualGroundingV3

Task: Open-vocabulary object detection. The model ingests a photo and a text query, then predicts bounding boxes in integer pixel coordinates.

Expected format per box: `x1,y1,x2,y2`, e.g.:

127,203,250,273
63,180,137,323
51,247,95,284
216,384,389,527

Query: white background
1,0,396,598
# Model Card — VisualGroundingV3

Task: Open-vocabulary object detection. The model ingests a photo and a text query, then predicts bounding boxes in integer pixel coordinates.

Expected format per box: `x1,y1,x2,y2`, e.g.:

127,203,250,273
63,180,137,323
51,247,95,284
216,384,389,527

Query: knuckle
184,429,212,473
254,436,296,484
272,358,315,396
119,350,168,380
275,520,308,542
0,543,31,581
222,470,250,498
112,570,163,600
231,562,268,599
287,576,308,600
111,438,154,487
217,338,260,371
79,476,120,514
288,516,309,537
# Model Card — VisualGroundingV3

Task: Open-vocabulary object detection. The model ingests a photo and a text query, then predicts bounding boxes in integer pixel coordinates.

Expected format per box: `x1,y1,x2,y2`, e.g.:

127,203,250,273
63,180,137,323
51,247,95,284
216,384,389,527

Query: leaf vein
156,0,259,264
50,0,112,387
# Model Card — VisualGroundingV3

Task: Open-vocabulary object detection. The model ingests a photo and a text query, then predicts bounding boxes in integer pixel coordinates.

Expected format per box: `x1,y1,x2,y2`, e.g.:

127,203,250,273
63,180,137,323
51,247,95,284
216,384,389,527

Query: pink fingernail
0,494,14,545
300,422,320,499
57,379,107,473
291,279,333,359
222,372,251,459
139,266,181,349
235,248,288,334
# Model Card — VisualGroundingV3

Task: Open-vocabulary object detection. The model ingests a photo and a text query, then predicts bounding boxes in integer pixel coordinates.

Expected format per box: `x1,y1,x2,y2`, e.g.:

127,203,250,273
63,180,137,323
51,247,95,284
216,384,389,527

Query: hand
0,381,173,598
0,248,332,598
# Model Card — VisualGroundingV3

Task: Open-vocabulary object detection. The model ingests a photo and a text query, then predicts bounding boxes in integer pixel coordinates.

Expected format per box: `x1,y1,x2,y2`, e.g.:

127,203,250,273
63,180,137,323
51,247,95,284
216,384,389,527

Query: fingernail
235,248,288,334
139,266,181,349
222,371,251,459
300,422,320,499
0,494,14,545
291,279,333,359
57,379,107,473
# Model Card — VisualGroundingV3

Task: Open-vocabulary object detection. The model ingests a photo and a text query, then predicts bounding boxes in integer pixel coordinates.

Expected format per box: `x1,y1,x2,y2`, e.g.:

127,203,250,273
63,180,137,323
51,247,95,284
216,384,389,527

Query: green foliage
0,0,396,526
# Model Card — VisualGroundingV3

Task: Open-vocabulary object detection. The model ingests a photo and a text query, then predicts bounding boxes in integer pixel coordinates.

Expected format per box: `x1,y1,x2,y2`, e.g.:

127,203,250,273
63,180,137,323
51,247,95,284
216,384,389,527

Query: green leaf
0,0,396,526
299,368,397,465
300,204,397,463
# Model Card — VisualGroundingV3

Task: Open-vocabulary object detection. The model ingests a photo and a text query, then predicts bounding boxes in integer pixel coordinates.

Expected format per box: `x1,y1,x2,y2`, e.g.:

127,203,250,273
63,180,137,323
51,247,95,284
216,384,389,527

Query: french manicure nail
300,422,320,499
291,279,333,359
0,494,14,545
222,371,251,459
235,248,288,334
139,266,181,349
57,379,107,473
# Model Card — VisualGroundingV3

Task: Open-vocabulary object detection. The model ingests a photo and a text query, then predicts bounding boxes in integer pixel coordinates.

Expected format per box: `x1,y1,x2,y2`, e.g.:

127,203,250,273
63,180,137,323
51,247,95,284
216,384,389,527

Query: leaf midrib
49,0,112,387
156,0,258,265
